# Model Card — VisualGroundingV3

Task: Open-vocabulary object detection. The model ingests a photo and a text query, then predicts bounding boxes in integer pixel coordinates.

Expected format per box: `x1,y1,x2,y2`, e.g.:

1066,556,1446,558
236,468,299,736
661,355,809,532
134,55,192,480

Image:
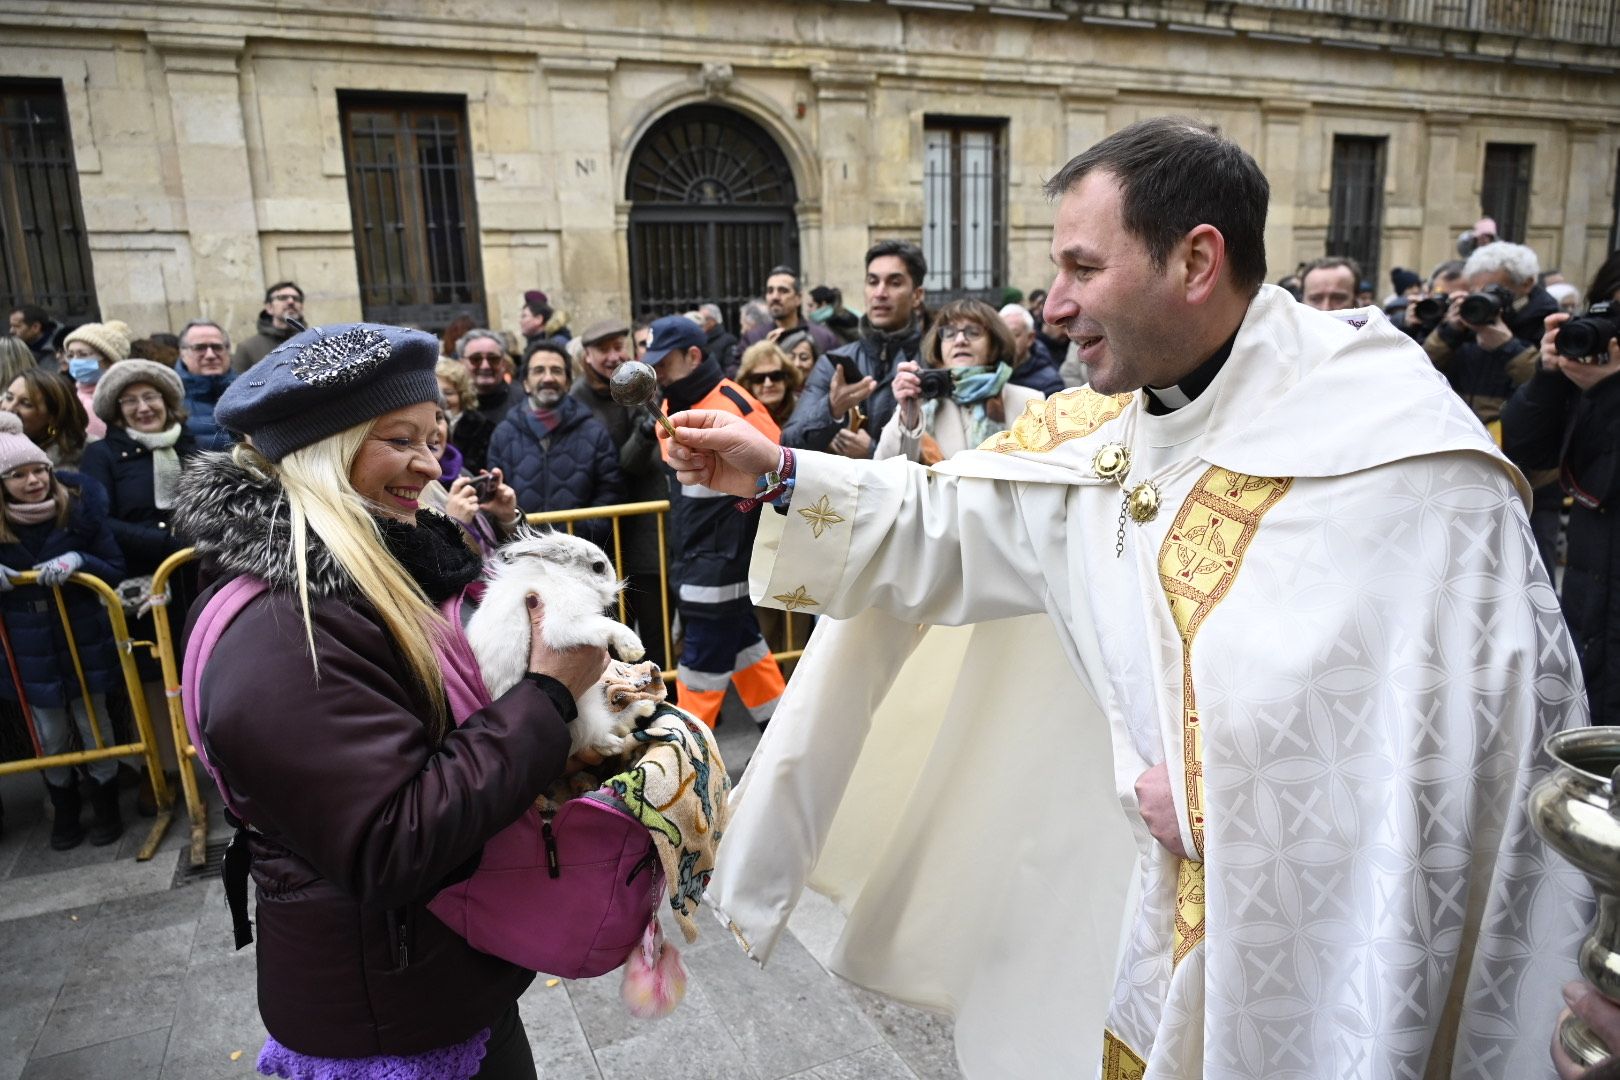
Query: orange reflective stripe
675,681,725,728
732,652,785,712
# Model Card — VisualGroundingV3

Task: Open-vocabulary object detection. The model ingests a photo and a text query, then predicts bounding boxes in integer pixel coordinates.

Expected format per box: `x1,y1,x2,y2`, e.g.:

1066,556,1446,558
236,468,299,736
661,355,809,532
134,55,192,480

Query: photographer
878,298,1041,465
1425,242,1563,571
1399,260,1467,343
1502,249,1620,724
1423,243,1557,416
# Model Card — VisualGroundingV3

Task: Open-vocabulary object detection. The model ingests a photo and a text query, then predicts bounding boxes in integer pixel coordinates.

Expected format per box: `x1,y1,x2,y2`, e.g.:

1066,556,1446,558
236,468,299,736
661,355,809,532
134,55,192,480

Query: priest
675,116,1589,1078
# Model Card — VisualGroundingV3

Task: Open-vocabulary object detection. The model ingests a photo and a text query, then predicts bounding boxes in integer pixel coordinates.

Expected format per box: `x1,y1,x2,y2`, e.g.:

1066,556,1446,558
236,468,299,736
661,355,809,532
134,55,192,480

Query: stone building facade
1,0,1617,343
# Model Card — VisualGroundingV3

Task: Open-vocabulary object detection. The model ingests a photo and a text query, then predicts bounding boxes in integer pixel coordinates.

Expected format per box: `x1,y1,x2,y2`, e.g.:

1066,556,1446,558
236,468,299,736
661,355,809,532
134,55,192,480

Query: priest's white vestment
707,286,1590,1079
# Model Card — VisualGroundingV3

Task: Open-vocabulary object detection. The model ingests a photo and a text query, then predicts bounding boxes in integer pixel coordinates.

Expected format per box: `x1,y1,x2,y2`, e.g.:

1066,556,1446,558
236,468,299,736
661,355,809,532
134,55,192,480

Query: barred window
1327,135,1386,290
923,118,1007,301
1481,143,1534,244
0,79,97,322
340,95,485,330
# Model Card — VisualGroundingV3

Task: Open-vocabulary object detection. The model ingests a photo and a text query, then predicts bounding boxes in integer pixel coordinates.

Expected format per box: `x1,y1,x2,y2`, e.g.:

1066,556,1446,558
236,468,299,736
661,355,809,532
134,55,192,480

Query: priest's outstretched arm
665,411,1051,626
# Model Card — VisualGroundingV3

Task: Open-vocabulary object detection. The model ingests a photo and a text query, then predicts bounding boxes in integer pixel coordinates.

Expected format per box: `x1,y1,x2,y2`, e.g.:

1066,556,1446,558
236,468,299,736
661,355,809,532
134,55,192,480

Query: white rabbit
466,529,649,759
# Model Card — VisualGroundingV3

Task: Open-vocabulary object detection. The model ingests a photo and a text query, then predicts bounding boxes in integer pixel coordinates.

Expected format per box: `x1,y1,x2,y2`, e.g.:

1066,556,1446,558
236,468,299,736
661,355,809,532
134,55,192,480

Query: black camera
916,368,955,401
469,473,497,502
1458,284,1516,326
1412,294,1452,323
1556,301,1620,364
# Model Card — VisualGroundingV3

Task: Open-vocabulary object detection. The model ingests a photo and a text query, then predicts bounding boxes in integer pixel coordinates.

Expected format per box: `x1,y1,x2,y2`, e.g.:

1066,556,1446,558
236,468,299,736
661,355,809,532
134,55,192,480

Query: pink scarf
4,498,59,526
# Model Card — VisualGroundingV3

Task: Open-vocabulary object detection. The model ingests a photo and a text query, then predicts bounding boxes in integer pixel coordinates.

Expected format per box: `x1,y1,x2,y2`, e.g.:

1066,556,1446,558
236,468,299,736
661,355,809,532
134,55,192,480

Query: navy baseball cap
641,315,707,367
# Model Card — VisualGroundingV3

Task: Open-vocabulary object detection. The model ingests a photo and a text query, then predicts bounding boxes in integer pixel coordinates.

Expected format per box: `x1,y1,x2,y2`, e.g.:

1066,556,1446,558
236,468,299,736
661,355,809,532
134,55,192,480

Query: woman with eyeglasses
879,298,1042,465
736,340,802,427
0,419,128,851
79,360,203,582
2,367,91,469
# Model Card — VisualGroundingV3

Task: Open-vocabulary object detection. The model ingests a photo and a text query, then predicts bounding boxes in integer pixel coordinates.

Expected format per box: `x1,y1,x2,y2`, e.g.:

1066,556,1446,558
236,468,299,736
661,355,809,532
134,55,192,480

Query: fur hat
0,431,49,475
0,412,22,435
91,359,186,425
214,322,440,461
63,320,132,365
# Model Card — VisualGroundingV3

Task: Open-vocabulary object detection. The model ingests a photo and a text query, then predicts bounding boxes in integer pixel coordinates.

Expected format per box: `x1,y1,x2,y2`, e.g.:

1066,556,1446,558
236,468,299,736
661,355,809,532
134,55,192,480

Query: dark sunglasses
746,370,787,385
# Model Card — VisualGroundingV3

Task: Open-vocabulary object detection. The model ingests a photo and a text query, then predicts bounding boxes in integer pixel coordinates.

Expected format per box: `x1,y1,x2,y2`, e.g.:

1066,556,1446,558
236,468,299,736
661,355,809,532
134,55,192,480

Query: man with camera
1423,242,1558,415
781,240,928,459
1503,250,1620,731
1424,241,1562,569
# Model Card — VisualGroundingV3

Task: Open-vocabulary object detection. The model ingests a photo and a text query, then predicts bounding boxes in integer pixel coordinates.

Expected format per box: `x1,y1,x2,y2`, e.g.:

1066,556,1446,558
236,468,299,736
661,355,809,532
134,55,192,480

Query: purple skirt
256,1028,491,1080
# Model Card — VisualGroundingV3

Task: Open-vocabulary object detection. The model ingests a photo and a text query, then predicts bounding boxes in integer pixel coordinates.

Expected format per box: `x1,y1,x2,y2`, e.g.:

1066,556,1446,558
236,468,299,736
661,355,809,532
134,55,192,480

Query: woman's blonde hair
434,358,475,412
240,422,451,738
736,342,802,423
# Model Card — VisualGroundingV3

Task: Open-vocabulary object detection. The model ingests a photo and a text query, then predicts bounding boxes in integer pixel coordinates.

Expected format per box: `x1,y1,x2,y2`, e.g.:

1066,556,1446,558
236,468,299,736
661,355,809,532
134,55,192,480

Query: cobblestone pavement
0,693,963,1080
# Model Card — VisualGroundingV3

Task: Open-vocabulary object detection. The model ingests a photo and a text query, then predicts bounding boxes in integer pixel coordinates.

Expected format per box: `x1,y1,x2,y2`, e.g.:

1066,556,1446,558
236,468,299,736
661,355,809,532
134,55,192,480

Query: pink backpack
181,575,662,980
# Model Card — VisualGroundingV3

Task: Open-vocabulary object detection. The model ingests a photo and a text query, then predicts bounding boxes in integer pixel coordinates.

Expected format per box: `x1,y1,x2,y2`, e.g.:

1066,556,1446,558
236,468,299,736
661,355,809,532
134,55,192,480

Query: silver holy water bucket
1529,727,1620,1067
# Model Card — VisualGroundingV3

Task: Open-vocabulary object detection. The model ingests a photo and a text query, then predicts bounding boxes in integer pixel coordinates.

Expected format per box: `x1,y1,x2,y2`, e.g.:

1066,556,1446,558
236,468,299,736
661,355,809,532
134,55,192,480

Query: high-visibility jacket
659,361,780,616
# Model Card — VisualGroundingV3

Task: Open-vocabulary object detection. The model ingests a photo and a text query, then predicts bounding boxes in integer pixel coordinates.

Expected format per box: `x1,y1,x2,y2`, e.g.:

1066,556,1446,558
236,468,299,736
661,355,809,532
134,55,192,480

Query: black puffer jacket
486,394,624,549
1503,366,1620,722
175,453,573,1058
0,473,125,707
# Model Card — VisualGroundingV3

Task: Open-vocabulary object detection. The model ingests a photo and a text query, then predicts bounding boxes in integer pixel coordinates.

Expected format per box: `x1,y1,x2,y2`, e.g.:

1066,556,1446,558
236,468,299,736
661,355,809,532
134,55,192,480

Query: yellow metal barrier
148,548,210,868
0,570,176,860
149,497,804,867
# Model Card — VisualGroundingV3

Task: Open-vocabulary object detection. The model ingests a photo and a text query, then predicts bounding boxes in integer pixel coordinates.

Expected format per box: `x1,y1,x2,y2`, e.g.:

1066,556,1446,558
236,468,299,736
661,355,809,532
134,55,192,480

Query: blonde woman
176,324,607,1079
736,339,802,427
435,357,494,473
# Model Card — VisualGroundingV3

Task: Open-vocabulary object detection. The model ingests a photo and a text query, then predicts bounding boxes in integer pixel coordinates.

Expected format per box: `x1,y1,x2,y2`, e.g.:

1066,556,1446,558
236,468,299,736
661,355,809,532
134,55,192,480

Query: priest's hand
664,410,782,499
1135,761,1189,859
1552,981,1620,1079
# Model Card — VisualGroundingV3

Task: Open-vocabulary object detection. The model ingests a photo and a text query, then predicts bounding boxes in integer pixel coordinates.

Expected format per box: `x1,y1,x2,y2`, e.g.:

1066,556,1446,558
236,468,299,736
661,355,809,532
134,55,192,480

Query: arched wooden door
626,105,799,333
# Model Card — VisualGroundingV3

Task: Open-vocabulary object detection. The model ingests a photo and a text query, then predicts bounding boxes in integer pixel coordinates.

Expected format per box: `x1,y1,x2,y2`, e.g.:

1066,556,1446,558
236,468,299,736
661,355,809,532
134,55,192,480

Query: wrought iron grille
923,118,1007,304
0,80,97,322
1482,143,1534,244
1219,0,1616,44
340,96,485,331
1327,135,1386,289
627,106,798,331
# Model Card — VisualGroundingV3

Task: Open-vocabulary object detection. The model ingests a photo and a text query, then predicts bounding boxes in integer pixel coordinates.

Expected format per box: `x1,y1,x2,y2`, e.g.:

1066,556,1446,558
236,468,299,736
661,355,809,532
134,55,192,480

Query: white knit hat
0,432,49,475
63,319,132,366
0,412,21,435
91,359,185,425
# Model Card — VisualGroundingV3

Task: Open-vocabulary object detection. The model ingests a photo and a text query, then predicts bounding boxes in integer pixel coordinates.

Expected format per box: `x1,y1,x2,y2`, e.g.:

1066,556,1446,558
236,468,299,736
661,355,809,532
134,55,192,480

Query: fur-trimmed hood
173,450,351,597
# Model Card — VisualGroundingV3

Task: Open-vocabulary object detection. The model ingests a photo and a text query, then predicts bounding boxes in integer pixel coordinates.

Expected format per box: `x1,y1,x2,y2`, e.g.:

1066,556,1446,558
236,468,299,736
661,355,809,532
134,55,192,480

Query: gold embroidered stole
1158,467,1292,964
979,389,1133,454
1103,1028,1149,1080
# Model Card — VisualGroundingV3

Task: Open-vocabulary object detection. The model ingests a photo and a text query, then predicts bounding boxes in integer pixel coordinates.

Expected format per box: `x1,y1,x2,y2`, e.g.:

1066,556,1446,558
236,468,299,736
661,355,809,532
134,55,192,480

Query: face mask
68,357,103,385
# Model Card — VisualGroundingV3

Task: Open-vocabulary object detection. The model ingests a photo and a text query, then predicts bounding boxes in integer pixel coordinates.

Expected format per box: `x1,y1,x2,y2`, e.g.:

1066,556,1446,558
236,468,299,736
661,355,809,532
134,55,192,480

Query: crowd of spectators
5,218,1618,852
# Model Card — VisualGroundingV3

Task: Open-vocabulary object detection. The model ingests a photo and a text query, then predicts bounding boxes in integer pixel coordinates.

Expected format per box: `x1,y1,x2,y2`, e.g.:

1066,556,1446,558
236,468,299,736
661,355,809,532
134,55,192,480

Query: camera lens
1459,292,1501,325
1414,296,1447,321
1556,321,1604,360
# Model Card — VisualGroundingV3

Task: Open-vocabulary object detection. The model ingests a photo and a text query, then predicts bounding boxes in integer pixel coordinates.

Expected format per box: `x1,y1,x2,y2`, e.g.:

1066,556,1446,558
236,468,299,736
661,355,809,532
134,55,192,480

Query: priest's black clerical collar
1143,329,1239,416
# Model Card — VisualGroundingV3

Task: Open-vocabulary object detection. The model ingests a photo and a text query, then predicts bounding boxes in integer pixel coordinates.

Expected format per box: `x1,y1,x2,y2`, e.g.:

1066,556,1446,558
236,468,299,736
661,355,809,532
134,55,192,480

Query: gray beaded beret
213,323,441,461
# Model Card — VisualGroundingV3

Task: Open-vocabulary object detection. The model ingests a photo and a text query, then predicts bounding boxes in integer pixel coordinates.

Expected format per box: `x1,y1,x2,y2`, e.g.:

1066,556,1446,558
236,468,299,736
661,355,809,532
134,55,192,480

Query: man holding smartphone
781,240,927,458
